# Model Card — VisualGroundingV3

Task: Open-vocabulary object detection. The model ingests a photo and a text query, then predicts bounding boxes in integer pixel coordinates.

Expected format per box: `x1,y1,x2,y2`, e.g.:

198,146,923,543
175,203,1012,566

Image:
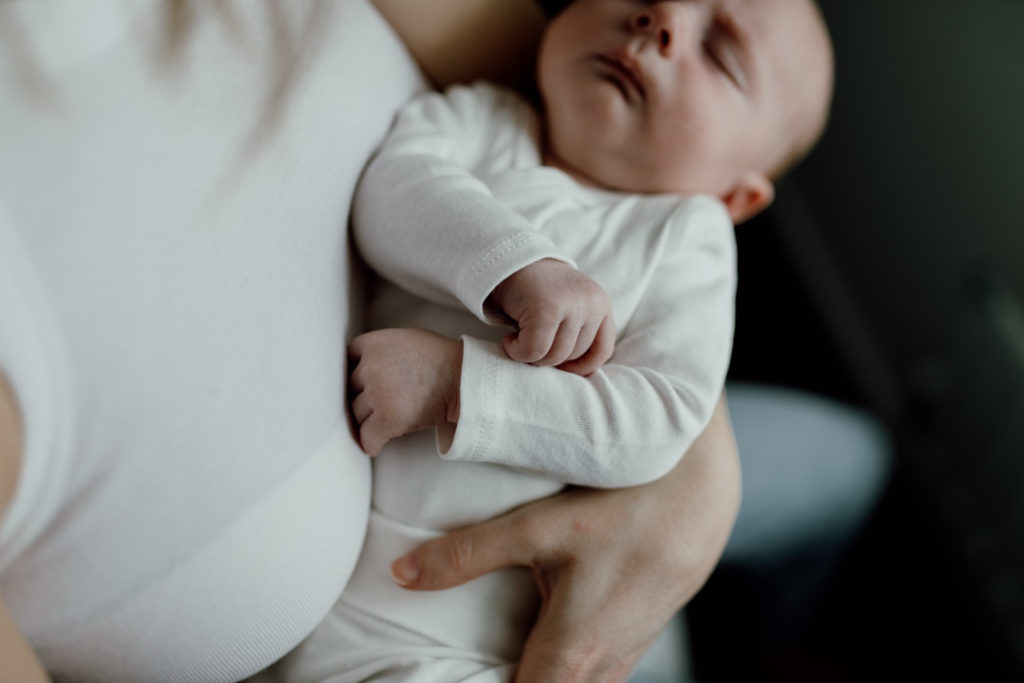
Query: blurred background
687,1,1024,681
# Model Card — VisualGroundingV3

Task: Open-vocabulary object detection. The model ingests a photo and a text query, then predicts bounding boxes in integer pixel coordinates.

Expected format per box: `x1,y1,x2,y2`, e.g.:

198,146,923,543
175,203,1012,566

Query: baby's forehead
746,0,829,76
748,0,834,170
748,1,832,121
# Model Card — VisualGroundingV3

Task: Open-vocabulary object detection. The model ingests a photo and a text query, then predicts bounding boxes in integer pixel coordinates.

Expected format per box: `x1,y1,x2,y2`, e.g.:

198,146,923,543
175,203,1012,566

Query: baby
277,0,833,681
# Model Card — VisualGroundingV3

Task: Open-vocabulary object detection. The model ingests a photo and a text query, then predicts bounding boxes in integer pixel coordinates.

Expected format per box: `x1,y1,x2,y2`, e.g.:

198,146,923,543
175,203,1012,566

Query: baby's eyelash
703,41,730,75
704,28,748,91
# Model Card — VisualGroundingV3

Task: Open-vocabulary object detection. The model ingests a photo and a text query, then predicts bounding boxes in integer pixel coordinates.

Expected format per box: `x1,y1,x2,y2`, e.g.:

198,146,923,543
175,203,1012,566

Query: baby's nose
630,2,702,56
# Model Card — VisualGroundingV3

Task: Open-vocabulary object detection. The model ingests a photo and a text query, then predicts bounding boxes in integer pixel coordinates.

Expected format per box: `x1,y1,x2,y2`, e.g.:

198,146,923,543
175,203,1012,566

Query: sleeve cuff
456,232,576,325
437,336,507,462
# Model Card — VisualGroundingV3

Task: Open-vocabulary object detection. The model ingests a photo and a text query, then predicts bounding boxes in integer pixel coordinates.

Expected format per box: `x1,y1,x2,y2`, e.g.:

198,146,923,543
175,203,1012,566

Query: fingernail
391,554,420,586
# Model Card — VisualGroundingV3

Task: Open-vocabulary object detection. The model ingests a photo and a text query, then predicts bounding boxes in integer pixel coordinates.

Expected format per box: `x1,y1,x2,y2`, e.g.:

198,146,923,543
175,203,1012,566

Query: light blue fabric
628,675,698,683
723,382,892,565
630,383,892,682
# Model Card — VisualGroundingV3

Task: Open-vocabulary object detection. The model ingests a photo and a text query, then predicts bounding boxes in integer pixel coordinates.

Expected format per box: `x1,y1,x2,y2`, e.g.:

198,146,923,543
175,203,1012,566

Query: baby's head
537,0,834,223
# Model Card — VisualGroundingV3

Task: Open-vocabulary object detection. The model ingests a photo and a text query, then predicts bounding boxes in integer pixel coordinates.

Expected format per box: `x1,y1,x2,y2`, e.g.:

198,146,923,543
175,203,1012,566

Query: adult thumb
390,516,535,591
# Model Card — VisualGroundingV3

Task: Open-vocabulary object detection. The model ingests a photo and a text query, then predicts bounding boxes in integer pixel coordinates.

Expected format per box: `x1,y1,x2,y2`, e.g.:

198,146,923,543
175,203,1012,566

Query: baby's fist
488,259,615,376
348,329,462,456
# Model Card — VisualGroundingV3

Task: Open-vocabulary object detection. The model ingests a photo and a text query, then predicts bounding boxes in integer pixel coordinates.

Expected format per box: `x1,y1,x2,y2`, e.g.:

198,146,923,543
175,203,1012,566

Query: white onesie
274,82,736,682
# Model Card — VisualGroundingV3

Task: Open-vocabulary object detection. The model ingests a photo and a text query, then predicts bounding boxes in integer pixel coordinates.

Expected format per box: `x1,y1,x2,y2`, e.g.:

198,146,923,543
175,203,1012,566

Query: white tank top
0,1,425,679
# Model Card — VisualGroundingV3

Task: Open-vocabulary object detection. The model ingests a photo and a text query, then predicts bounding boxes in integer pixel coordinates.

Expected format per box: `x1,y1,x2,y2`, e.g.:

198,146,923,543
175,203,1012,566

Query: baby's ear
720,172,774,224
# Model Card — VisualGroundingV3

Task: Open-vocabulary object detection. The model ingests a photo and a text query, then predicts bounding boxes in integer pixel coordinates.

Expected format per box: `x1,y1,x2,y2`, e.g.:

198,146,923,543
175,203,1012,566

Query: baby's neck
540,122,608,190
542,148,607,189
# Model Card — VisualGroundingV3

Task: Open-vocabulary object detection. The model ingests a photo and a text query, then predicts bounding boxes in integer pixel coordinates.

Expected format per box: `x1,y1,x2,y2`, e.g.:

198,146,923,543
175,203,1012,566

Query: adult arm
372,0,546,90
0,375,50,682
394,393,742,682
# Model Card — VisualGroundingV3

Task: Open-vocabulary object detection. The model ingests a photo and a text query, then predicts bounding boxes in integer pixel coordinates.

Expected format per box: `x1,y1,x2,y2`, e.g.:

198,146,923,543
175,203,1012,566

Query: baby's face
537,0,832,202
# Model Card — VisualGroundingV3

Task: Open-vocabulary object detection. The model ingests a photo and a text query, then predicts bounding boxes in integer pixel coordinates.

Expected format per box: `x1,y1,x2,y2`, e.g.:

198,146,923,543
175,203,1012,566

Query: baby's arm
355,84,610,361
347,257,616,452
449,198,737,487
354,84,562,315
353,198,736,486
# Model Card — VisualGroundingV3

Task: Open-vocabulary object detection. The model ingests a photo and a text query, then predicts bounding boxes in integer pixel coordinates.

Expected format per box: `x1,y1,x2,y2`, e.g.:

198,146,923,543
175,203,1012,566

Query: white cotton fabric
267,510,526,683
0,0,425,680
358,83,737,530
276,82,736,678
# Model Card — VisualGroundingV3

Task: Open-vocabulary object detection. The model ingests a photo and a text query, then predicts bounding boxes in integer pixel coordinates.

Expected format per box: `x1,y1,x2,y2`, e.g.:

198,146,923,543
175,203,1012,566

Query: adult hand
390,394,741,682
348,328,462,456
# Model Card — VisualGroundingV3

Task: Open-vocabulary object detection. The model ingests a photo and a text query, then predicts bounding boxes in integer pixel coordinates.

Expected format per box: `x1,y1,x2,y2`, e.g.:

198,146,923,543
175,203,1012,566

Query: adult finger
558,317,615,376
390,513,540,590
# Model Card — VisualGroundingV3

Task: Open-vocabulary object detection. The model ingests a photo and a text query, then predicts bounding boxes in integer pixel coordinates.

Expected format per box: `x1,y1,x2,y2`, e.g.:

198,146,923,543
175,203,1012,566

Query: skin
361,1,760,680
371,0,547,90
538,0,834,223
0,3,748,681
489,258,616,376
392,392,741,682
0,376,49,681
380,0,834,373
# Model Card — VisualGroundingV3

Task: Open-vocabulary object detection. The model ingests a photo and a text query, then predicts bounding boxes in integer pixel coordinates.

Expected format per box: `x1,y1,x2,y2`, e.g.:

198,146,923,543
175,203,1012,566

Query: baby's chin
546,138,726,197
588,165,724,198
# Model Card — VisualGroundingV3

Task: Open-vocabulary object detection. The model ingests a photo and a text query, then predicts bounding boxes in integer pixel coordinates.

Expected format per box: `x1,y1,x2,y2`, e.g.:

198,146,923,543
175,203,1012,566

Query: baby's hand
348,329,462,456
488,259,615,376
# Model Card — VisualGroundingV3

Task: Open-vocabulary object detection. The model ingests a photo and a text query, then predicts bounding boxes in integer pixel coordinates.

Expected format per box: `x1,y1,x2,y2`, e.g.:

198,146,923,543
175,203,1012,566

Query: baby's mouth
594,53,646,103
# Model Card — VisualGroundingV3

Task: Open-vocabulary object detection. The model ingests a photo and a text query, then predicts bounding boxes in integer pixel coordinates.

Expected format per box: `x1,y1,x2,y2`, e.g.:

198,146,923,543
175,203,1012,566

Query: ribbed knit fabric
0,1,424,679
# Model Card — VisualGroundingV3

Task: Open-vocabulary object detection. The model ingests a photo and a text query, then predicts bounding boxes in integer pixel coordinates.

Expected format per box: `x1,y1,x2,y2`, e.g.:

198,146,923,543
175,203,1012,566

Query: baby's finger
358,415,390,457
347,333,369,360
558,317,615,377
536,321,579,367
348,361,366,395
565,320,600,363
351,390,373,424
504,317,558,363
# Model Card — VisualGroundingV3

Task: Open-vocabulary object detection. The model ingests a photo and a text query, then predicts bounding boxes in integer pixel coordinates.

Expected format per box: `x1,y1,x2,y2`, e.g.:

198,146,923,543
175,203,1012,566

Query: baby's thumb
502,326,553,364
502,332,527,362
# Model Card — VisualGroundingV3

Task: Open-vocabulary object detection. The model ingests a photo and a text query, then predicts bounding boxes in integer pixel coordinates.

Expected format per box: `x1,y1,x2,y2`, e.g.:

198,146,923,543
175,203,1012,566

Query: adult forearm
649,392,742,603
371,0,546,89
0,376,48,681
0,372,21,519
0,595,49,683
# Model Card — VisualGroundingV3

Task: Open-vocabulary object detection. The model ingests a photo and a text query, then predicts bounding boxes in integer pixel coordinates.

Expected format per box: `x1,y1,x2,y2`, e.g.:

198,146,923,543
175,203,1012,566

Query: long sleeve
353,83,573,323
442,197,736,489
